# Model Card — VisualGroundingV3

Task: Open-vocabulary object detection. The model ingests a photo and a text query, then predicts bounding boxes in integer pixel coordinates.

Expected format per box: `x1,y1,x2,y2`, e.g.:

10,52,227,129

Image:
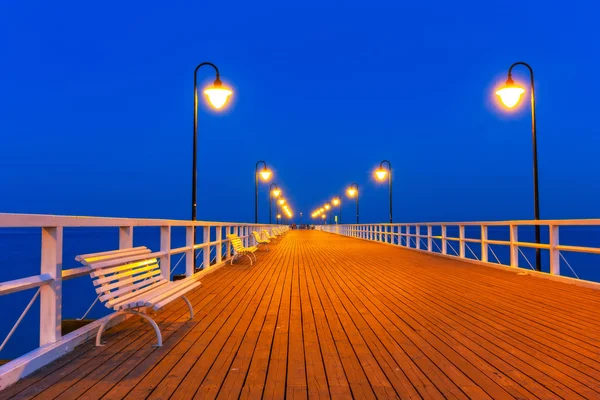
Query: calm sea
1,226,599,360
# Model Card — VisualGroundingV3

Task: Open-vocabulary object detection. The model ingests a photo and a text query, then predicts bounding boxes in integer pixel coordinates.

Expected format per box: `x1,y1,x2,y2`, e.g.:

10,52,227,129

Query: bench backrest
252,231,263,241
76,246,165,308
227,234,246,252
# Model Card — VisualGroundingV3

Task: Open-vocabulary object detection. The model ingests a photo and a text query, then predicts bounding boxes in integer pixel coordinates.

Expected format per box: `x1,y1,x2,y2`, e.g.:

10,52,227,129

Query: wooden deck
2,230,600,399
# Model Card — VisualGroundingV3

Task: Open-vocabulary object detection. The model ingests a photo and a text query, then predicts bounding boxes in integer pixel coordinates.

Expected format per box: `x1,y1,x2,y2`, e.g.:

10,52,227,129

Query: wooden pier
2,230,600,399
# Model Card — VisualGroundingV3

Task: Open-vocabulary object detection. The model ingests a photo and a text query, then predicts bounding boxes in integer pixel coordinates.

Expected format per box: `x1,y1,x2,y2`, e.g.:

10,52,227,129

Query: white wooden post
40,227,61,346
459,225,465,258
549,225,560,275
119,226,133,249
203,226,211,269
481,225,488,263
406,226,411,248
441,225,447,255
509,225,519,268
416,225,420,250
226,226,232,258
427,225,432,252
160,226,171,278
186,226,194,276
216,226,223,264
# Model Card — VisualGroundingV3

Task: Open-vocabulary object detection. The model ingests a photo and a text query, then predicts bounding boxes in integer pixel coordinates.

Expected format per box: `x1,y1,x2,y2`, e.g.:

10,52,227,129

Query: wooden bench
252,231,270,251
76,246,201,347
227,234,258,265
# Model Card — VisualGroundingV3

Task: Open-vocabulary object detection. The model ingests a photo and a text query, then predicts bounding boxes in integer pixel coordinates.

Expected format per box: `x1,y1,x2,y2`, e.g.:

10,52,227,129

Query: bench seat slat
92,262,159,284
95,269,162,294
149,281,202,311
100,275,165,303
106,279,170,309
97,272,163,300
112,277,199,310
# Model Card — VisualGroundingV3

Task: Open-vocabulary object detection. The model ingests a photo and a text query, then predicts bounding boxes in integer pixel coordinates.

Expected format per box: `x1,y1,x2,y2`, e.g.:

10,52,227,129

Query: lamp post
346,183,359,224
255,161,272,223
269,184,280,224
332,197,341,224
192,62,232,266
324,204,332,224
278,198,286,225
495,61,541,272
375,160,393,223
276,214,281,224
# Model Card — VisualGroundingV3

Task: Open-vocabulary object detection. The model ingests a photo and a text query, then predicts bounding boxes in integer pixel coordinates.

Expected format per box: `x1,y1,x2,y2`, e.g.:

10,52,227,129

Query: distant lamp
272,189,281,197
279,199,286,206
260,169,272,181
496,77,525,109
255,161,273,223
375,169,388,181
332,198,340,206
324,204,331,210
346,183,359,223
347,188,357,197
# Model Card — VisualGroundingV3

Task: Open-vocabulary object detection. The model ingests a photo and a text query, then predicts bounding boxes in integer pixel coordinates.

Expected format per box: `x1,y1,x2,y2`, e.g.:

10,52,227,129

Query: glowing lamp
321,214,326,219
496,78,525,108
259,169,272,181
347,188,357,197
203,79,232,109
324,204,331,210
279,199,285,205
375,169,388,181
272,189,281,197
332,198,340,206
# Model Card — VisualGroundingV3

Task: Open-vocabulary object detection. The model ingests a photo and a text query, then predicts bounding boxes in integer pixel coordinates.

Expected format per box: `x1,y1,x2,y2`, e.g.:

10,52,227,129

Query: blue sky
1,1,599,224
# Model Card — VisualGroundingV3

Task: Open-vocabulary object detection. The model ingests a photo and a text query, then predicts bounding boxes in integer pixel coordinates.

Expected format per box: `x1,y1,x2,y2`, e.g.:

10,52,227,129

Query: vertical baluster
406,226,411,248
160,226,171,278
40,226,61,346
481,225,488,263
203,225,211,270
119,226,133,249
549,225,560,275
427,225,432,252
186,226,194,276
510,224,519,268
441,225,447,255
416,225,420,250
216,226,223,264
459,225,465,258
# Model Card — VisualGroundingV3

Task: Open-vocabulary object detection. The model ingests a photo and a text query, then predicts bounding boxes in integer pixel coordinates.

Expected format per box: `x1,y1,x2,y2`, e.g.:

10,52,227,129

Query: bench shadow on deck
2,230,600,399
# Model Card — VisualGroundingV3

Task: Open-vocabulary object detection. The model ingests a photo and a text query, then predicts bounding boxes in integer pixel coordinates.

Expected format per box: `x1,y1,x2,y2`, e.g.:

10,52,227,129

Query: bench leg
246,254,253,265
96,309,162,347
181,295,194,319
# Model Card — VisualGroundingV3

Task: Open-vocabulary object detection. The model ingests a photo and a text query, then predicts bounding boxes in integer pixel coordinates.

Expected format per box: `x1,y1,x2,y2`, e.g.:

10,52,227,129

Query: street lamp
374,160,393,223
346,183,359,224
324,204,332,224
495,61,541,271
269,183,280,224
255,161,272,223
321,214,326,224
278,198,286,224
332,197,341,224
192,62,232,267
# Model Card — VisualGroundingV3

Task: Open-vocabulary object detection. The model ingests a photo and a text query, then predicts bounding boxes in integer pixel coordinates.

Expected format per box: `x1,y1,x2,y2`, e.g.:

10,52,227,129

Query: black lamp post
347,183,359,224
496,62,541,271
192,61,231,266
375,160,393,223
255,161,272,223
269,183,279,224
333,197,342,224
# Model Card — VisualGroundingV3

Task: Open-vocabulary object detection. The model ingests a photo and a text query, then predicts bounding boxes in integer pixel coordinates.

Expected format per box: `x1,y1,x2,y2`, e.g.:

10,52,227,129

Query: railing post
119,226,133,249
203,226,211,269
406,225,411,248
226,226,232,258
481,225,488,263
441,225,447,255
459,225,465,258
509,224,519,268
216,226,223,264
186,226,194,276
160,226,171,278
549,225,560,275
427,225,432,252
40,226,61,346
416,225,420,250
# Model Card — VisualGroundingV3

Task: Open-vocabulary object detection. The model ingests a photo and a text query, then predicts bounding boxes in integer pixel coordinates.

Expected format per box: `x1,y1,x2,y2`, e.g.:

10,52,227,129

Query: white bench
227,234,258,264
76,246,201,347
252,231,270,251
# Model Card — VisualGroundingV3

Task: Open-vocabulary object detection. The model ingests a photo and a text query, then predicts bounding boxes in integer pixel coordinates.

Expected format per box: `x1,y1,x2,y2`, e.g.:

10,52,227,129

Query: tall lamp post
375,160,393,223
324,204,332,224
495,61,541,271
332,197,341,224
278,198,286,225
269,184,281,224
192,62,232,266
346,183,359,224
255,161,272,223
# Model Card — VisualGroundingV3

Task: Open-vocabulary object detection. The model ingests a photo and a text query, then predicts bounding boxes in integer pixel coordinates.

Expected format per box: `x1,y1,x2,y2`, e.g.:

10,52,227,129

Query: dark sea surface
1,225,599,360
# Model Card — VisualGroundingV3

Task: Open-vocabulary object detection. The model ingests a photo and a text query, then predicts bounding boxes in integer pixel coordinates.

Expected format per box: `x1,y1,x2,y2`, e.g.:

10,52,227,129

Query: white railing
0,213,278,390
320,219,600,283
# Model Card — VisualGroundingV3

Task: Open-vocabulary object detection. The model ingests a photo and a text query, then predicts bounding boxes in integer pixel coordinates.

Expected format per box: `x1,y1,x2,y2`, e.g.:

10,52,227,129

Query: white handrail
0,212,279,389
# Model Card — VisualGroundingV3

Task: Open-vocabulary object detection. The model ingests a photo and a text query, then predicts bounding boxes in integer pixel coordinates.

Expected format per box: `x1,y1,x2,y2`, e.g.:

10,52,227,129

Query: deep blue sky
1,1,599,224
